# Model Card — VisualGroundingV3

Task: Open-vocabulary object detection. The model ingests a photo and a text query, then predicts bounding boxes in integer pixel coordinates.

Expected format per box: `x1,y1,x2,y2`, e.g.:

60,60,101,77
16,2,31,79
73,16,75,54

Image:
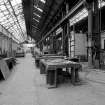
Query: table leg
43,64,46,74
36,60,39,67
71,67,75,85
54,70,57,88
40,63,45,74
39,63,41,74
48,71,55,85
75,68,79,82
46,71,49,84
46,70,57,88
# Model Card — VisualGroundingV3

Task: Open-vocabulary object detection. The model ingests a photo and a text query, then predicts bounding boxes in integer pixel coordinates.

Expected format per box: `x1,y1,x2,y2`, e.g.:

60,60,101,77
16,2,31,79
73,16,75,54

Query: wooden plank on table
0,59,10,80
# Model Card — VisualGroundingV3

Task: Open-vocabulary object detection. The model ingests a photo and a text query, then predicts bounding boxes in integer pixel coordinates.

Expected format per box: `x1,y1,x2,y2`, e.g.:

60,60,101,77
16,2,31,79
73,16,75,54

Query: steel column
88,5,93,67
86,0,101,68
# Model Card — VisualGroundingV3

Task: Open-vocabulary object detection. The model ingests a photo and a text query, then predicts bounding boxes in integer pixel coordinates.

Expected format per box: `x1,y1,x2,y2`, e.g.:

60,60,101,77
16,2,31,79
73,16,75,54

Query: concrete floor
0,53,105,105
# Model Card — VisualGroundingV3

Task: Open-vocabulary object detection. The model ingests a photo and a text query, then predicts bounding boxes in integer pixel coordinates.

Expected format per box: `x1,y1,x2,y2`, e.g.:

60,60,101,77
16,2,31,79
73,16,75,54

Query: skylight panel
0,4,6,11
11,0,17,6
34,5,43,12
11,0,21,7
1,15,9,20
33,18,39,22
0,13,4,18
13,4,22,15
8,18,13,22
33,12,41,18
40,0,46,4
70,8,88,26
1,20,9,25
3,10,8,15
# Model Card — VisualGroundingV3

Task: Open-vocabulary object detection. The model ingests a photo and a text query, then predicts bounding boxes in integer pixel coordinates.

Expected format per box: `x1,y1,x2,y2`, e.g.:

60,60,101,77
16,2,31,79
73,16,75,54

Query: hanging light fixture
34,5,43,12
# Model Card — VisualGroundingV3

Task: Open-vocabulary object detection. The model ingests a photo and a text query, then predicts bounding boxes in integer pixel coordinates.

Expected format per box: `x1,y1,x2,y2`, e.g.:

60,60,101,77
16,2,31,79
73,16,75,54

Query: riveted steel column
66,1,70,57
53,32,57,54
88,5,93,67
49,33,53,53
92,0,101,68
62,27,64,55
86,0,101,68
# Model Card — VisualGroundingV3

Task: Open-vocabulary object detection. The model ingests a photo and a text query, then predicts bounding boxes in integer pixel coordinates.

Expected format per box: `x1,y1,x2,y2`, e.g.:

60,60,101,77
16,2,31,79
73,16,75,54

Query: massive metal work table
40,58,82,88
35,54,65,67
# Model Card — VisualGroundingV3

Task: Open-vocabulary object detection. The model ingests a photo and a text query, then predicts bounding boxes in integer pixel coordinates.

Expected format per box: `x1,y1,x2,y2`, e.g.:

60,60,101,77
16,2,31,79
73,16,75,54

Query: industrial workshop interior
1,0,105,104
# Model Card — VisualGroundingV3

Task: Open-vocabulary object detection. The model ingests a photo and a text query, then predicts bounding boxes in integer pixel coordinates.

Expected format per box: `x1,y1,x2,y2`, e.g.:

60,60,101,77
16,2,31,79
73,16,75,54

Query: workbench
40,58,82,88
35,54,65,68
39,56,66,74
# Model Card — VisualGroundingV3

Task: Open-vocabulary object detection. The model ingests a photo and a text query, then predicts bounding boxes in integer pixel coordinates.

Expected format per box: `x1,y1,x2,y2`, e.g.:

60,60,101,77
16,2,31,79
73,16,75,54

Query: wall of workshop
12,41,18,51
12,41,19,57
0,25,19,57
69,31,87,60
75,32,87,56
69,31,104,61
101,31,105,49
0,35,9,55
